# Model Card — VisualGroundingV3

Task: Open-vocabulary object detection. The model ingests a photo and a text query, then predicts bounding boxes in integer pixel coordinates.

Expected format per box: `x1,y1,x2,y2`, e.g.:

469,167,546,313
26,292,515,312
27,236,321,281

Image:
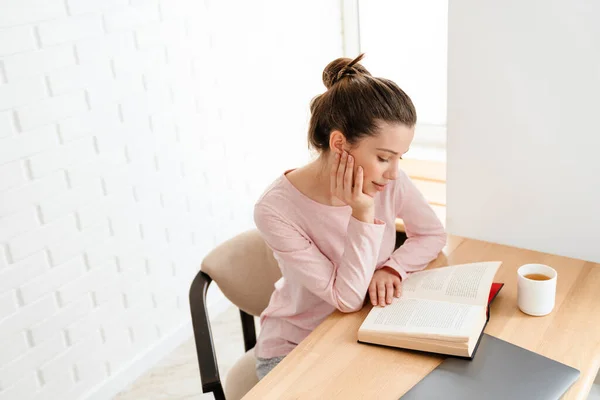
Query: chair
189,229,281,400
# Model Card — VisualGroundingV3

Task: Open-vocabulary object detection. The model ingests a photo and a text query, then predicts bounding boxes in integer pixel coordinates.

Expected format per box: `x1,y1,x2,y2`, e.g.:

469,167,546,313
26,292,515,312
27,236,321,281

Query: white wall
0,0,342,399
447,0,600,262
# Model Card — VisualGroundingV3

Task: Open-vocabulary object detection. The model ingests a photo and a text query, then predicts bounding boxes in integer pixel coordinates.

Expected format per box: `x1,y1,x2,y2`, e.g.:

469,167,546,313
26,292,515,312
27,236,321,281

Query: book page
359,298,485,339
401,261,501,306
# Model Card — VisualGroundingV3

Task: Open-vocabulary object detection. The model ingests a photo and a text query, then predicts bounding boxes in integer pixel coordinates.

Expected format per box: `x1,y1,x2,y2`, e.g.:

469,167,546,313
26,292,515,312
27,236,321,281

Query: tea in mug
524,273,551,281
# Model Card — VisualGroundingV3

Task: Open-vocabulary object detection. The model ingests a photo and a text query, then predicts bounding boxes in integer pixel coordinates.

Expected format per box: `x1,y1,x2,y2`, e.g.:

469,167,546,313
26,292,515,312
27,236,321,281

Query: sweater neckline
281,169,351,211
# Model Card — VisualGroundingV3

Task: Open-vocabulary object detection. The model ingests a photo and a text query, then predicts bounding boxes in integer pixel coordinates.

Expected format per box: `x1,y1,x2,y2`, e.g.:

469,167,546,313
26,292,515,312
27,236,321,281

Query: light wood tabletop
243,235,600,400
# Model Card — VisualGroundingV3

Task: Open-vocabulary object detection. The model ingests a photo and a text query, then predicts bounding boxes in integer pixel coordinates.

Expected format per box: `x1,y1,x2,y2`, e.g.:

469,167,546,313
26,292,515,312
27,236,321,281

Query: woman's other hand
368,267,402,307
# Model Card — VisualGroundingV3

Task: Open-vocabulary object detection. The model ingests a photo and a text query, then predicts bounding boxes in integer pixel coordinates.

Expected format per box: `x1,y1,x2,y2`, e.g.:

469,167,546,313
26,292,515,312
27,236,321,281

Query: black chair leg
189,271,226,398
240,310,257,352
213,386,226,400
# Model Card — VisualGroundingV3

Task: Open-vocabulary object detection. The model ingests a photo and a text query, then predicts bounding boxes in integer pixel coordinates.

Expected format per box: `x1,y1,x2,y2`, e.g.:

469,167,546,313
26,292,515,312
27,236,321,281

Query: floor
591,384,600,399
115,304,248,400
116,304,600,399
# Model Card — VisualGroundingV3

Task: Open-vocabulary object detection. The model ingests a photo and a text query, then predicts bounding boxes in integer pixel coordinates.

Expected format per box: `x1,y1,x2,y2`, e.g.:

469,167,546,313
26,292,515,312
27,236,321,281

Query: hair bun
322,53,371,89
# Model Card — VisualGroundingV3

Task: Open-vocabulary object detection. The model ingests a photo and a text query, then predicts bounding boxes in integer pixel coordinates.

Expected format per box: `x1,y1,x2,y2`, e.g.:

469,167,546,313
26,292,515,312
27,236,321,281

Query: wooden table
243,235,600,400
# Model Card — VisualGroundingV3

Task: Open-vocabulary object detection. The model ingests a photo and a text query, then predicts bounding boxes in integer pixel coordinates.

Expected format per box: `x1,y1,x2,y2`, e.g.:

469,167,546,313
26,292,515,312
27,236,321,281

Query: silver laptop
400,334,580,400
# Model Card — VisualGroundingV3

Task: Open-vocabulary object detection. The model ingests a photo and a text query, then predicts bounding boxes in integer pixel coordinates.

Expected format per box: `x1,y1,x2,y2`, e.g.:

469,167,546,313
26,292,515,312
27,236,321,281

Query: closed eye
378,156,403,162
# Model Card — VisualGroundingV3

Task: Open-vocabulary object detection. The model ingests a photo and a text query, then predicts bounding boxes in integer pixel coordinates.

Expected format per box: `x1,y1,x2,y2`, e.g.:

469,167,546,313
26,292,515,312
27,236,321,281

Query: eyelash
378,156,403,162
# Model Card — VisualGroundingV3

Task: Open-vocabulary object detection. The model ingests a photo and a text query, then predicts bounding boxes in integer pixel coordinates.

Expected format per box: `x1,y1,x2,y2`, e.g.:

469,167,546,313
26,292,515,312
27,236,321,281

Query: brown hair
308,53,417,152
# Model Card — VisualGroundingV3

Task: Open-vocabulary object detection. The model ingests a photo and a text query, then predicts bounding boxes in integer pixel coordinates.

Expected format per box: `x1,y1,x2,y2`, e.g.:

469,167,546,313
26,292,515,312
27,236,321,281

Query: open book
357,262,503,359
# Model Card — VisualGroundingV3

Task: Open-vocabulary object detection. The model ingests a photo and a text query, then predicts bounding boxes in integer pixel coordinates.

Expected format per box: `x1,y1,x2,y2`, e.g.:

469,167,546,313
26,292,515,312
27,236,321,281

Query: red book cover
486,282,504,320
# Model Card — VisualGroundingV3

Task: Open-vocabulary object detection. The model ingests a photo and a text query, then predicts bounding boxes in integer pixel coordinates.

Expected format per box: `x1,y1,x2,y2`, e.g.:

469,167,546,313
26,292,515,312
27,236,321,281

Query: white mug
517,264,557,316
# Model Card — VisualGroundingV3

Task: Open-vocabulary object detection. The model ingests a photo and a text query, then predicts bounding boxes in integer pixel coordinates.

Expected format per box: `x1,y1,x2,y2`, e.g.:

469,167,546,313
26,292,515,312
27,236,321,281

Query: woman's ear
329,130,346,154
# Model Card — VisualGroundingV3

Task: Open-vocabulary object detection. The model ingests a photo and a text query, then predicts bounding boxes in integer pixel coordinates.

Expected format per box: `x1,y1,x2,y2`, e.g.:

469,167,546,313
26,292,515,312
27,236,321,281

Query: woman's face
345,122,414,197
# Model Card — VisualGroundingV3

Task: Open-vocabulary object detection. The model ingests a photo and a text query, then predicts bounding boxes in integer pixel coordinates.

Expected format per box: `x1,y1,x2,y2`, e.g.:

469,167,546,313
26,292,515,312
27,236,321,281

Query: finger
369,284,378,306
344,154,354,199
353,166,364,197
386,282,394,304
394,279,402,297
336,151,347,195
368,283,377,306
330,152,340,195
377,282,386,307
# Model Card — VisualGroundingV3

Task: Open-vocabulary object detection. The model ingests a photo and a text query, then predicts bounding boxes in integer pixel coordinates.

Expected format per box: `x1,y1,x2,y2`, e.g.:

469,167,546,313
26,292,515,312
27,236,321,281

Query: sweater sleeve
254,204,386,313
381,170,447,281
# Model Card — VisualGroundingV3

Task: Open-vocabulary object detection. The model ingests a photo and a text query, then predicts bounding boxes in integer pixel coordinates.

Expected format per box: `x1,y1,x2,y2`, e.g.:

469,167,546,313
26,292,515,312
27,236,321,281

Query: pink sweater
253,169,446,359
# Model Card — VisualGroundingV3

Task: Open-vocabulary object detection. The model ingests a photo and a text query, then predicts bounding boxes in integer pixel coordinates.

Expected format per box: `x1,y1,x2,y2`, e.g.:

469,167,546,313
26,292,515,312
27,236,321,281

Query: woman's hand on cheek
330,150,374,220
368,267,402,307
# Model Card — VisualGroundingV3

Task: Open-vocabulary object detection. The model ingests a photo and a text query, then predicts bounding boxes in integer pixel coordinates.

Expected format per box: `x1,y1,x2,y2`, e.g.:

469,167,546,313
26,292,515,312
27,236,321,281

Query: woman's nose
384,165,399,180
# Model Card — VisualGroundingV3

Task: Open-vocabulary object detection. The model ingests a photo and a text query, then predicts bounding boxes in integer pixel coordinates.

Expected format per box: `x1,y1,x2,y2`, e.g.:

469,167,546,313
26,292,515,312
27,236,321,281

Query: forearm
383,231,446,280
329,216,385,312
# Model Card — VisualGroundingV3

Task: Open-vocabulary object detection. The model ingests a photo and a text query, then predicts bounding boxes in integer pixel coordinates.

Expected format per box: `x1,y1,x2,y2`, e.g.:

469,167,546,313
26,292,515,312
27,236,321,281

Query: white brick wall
0,0,342,399
37,14,104,47
0,26,36,57
0,77,47,110
3,45,76,81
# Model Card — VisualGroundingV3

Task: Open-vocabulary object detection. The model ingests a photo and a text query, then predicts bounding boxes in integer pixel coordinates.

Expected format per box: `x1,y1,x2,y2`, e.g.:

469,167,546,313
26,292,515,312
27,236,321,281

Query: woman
253,54,446,380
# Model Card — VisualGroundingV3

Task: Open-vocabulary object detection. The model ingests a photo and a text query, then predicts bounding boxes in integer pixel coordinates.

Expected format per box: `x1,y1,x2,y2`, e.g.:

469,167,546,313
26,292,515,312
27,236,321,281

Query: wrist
382,266,401,280
351,208,375,223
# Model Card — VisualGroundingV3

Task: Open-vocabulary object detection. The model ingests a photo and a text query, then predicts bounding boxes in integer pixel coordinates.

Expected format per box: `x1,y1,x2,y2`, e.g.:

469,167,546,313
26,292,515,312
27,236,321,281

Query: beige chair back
201,229,281,316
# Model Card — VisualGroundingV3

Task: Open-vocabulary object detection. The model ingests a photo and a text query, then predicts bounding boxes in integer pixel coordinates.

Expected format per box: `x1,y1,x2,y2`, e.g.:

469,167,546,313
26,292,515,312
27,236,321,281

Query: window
342,0,448,162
